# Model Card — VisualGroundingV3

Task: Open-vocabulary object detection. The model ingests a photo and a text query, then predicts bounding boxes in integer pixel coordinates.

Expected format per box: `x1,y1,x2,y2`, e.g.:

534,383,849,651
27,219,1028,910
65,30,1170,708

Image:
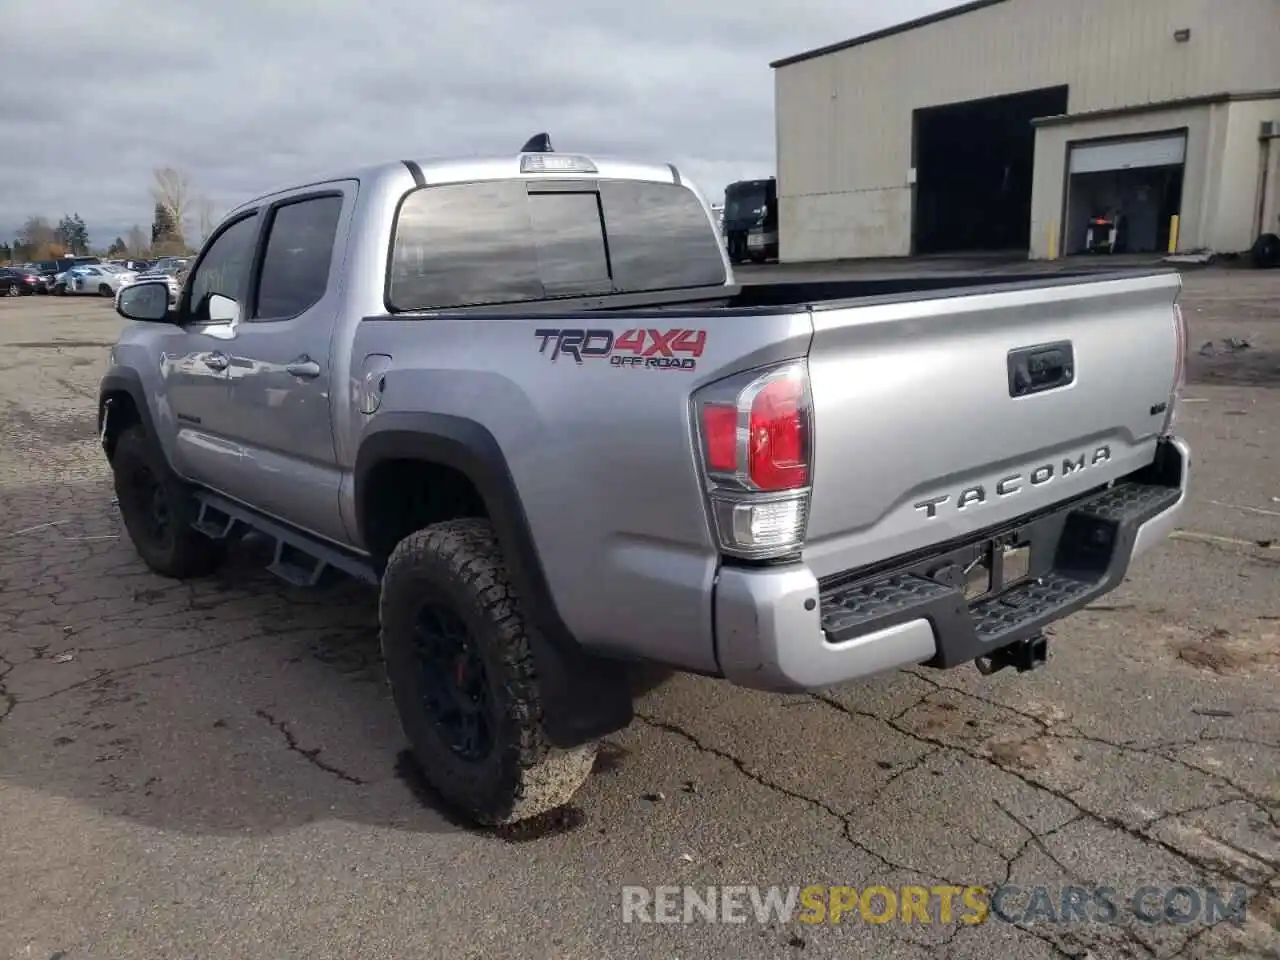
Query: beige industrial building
771,0,1280,262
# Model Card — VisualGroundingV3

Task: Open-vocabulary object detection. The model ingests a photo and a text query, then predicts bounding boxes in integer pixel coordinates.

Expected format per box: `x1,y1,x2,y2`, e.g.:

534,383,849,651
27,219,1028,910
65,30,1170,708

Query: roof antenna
521,132,553,153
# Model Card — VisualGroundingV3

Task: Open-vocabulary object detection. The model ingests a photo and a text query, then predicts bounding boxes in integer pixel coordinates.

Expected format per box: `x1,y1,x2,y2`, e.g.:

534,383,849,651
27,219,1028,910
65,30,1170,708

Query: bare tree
196,195,218,244
125,224,149,256
151,166,192,249
20,215,57,250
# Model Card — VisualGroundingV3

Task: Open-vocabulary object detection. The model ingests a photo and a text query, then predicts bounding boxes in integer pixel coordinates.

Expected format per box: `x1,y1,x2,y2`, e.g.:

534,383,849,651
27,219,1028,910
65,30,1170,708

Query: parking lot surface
1,270,1277,960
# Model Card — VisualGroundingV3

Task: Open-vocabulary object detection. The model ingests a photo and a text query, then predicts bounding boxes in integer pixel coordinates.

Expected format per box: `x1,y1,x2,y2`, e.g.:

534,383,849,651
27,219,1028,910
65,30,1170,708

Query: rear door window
387,178,725,312
253,194,343,320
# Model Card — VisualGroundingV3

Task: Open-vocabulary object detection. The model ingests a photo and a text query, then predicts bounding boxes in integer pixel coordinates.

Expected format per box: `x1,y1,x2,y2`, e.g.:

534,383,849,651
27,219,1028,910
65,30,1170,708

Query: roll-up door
1068,134,1187,175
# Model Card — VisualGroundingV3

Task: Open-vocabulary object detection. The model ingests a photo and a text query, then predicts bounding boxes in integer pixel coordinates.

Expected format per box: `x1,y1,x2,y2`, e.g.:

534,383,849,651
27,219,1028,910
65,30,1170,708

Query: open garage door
1064,132,1187,255
912,85,1069,255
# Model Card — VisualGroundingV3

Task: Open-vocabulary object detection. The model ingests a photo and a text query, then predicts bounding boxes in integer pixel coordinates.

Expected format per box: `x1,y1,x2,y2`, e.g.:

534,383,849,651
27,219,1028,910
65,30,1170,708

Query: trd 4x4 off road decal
534,328,707,370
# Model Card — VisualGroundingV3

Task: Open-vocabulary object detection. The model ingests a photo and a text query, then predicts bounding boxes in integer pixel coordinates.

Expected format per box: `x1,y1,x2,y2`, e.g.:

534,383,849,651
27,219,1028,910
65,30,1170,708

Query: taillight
746,377,809,490
702,404,739,473
1164,302,1187,436
694,362,812,560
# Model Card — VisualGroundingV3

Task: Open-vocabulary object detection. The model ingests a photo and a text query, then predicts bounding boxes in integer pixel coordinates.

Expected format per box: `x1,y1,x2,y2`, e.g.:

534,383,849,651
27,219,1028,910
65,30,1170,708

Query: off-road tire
111,424,225,578
379,519,597,826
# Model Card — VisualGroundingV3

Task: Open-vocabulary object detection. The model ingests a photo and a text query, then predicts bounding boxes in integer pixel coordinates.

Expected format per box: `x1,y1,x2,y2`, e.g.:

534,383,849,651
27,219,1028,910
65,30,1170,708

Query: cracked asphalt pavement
1,270,1278,960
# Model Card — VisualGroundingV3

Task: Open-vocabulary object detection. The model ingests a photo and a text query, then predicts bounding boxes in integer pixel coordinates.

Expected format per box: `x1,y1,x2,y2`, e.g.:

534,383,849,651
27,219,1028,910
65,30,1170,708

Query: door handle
202,352,229,371
285,356,322,379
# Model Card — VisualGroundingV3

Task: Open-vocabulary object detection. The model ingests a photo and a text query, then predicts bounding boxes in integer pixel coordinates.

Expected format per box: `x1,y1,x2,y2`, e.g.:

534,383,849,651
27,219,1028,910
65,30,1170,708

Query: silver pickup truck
102,140,1190,826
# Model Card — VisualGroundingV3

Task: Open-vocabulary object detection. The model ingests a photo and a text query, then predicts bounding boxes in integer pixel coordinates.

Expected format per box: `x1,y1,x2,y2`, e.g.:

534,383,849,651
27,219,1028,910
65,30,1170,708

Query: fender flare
98,366,163,460
354,412,634,746
353,413,543,596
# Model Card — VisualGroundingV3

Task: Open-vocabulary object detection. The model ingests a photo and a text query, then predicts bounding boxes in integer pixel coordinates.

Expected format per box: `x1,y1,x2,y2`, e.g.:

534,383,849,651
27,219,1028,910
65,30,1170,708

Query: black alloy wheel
412,602,494,762
118,457,175,555
109,424,225,579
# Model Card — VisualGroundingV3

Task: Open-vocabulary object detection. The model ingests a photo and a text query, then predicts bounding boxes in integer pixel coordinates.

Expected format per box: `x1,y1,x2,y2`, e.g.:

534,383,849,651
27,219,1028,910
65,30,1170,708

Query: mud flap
530,633,635,748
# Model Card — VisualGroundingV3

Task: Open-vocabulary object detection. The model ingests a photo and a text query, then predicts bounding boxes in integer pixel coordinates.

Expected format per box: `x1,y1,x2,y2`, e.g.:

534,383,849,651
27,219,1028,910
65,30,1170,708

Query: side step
266,541,328,588
191,491,380,587
193,500,242,540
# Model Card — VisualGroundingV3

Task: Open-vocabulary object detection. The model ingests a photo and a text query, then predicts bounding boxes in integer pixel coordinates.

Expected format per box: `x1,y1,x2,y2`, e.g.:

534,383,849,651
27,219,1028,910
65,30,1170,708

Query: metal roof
770,0,1011,69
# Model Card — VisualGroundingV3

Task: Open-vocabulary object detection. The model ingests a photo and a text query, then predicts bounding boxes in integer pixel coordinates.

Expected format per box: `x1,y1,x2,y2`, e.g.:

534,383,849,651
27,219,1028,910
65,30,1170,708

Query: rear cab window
386,178,726,312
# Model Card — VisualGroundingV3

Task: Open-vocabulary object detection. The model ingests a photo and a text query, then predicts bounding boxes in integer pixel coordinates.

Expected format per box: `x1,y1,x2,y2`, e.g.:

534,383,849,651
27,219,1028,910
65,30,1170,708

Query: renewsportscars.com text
621,884,1251,927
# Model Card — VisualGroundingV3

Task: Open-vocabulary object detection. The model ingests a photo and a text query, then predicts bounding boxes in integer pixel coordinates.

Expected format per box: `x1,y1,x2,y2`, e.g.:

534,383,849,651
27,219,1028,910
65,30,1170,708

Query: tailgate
802,271,1182,579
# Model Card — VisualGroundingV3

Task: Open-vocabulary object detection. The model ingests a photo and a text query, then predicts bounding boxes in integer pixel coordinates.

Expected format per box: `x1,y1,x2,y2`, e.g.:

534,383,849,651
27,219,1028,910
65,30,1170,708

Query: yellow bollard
1168,215,1180,254
1047,222,1058,260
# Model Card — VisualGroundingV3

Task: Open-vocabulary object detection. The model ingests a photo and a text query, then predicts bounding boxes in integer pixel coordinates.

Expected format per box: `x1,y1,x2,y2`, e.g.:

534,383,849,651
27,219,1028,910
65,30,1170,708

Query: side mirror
116,280,172,322
207,293,240,324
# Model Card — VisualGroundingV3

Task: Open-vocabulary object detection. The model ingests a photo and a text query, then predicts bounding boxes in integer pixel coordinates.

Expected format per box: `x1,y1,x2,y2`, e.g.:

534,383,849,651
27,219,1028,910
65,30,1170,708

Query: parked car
34,261,60,293
0,266,43,296
723,177,778,263
147,256,189,274
36,256,101,294
103,143,1189,827
58,264,137,297
105,258,146,270
117,266,183,307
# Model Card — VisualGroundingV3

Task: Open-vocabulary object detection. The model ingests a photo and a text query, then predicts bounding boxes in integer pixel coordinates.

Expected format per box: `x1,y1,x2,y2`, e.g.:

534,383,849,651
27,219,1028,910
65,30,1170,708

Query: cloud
0,0,960,249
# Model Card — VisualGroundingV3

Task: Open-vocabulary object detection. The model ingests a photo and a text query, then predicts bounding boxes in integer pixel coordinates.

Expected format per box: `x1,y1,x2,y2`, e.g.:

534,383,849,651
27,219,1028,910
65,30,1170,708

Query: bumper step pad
818,479,1181,668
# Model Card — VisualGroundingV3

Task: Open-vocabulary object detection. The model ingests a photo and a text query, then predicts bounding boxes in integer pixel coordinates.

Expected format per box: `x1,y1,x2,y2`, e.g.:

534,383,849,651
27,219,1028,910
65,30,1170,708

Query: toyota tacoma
100,139,1191,826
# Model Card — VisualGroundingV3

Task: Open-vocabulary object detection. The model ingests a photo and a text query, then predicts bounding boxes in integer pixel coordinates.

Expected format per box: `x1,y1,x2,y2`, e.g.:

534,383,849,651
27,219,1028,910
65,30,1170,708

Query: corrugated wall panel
1214,96,1280,251
775,0,1280,261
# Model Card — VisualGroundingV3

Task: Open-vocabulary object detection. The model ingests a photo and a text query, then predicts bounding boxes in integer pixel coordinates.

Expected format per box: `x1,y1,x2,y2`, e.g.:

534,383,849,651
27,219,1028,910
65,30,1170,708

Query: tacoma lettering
914,446,1113,518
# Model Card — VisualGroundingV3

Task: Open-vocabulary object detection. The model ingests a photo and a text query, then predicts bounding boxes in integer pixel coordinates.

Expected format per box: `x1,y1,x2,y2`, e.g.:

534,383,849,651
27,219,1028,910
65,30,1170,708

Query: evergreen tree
69,213,90,255
54,215,76,251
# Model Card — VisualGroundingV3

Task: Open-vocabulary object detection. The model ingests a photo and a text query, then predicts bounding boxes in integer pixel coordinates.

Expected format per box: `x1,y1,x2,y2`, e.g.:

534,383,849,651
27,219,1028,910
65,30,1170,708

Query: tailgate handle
1008,341,1074,397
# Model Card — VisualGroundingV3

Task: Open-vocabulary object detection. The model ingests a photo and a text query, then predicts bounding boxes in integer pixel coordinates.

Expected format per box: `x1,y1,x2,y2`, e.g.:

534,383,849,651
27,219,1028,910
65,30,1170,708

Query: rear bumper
714,436,1190,691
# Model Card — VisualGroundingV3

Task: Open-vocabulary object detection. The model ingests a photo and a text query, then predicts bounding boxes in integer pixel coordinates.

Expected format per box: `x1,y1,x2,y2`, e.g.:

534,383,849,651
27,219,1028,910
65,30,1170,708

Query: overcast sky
1,0,959,250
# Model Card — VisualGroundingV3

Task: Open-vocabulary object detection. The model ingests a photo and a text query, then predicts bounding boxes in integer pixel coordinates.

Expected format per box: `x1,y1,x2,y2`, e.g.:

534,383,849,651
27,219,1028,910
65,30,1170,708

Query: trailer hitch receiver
975,633,1049,676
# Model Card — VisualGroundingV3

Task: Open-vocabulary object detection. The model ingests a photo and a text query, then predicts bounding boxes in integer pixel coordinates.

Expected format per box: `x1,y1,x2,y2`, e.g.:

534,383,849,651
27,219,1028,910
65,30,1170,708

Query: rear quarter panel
350,310,812,671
